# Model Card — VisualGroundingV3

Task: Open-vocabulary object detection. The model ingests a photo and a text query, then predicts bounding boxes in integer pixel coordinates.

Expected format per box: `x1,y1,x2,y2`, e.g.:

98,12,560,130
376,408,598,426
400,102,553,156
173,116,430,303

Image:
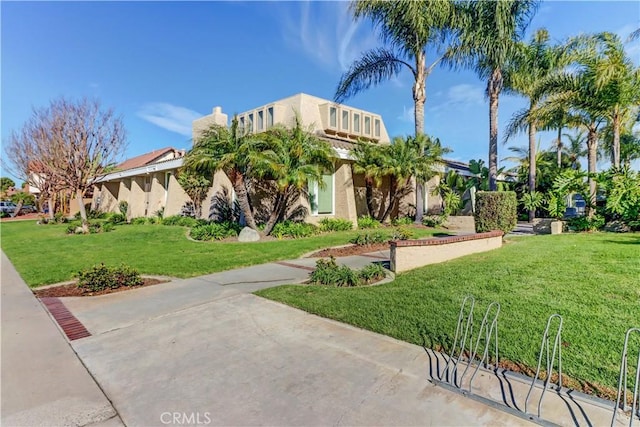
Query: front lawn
257,233,640,394
0,221,438,287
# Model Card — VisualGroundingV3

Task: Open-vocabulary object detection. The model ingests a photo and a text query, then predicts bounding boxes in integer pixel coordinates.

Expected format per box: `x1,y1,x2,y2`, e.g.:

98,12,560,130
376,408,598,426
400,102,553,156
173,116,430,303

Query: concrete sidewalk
0,251,122,426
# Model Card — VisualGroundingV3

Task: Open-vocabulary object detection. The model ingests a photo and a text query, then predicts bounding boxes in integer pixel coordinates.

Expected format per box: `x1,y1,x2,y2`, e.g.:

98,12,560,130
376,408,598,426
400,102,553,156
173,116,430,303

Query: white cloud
279,1,377,72
429,84,485,112
616,24,640,64
397,105,414,123
138,103,201,136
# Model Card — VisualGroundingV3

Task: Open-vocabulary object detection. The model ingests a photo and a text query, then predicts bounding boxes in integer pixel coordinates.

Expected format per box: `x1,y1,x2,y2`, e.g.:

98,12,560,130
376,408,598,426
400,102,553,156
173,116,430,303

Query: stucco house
92,93,462,223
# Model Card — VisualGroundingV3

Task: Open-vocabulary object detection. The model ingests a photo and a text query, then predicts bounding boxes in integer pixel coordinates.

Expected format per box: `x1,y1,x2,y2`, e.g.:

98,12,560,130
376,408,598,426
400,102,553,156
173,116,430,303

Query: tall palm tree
183,117,260,229
352,140,388,219
562,131,587,170
335,0,456,224
449,0,539,191
504,28,562,221
252,117,334,236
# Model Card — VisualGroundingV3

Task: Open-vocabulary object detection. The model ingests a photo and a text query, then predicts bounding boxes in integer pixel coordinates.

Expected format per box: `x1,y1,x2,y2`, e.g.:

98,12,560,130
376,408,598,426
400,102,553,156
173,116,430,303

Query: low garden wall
389,230,504,273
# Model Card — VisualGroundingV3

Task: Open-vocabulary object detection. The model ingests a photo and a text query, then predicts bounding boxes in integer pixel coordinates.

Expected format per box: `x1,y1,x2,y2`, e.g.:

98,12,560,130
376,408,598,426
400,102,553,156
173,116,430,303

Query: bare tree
4,98,126,231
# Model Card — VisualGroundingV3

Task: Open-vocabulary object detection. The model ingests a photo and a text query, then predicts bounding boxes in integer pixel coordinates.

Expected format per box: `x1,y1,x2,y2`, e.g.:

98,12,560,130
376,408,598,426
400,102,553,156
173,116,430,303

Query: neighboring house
92,93,466,223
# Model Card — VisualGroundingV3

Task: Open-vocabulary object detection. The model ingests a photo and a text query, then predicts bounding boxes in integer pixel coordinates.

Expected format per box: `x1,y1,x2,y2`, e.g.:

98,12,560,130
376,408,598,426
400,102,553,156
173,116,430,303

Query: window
329,107,337,128
374,119,380,137
267,107,274,128
239,116,245,129
353,114,360,133
342,110,349,130
248,113,254,132
257,111,264,131
364,116,371,135
308,173,334,215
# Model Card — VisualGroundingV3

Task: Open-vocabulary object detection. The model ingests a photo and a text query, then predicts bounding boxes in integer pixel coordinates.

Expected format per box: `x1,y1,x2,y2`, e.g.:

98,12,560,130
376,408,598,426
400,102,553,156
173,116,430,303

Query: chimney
211,106,228,127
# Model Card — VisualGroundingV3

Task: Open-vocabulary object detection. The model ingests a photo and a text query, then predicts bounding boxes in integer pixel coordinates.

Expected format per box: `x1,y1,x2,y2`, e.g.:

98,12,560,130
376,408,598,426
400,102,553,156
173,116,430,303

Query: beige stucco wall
201,170,234,220
128,177,147,218
390,234,503,273
164,172,190,217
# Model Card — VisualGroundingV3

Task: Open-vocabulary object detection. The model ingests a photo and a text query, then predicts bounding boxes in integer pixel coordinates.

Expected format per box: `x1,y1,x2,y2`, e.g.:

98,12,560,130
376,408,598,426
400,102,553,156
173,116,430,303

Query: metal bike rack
525,314,563,419
612,328,640,427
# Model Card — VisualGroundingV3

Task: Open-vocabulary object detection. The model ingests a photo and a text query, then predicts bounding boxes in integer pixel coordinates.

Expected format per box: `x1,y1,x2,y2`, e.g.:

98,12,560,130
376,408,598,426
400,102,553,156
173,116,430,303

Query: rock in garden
238,226,260,242
604,220,630,233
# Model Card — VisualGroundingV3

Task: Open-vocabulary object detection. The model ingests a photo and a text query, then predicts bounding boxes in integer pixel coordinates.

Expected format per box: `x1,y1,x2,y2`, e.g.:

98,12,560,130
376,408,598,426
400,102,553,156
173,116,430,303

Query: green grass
257,233,640,393
0,221,439,287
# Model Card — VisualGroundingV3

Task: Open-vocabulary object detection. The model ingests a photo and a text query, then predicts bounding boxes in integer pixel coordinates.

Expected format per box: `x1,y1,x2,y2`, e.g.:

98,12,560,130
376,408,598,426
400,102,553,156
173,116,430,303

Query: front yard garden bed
33,277,167,298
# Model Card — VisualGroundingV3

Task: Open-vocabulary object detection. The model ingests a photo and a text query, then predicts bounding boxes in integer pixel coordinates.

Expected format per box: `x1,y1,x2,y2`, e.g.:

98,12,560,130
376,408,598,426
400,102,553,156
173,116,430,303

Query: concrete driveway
62,268,532,427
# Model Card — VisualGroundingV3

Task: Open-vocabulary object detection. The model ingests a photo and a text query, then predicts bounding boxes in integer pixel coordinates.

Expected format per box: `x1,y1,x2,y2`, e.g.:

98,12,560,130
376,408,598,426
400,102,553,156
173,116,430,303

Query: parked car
19,205,37,214
0,201,17,214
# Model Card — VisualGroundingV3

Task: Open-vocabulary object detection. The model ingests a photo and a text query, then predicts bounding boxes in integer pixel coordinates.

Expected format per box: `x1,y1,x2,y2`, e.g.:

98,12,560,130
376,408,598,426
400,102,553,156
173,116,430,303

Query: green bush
65,220,114,234
566,215,605,232
309,257,386,287
474,191,517,235
161,215,203,227
357,215,381,229
318,218,353,232
76,263,143,292
392,225,415,240
189,222,240,241
423,215,445,228
130,217,151,225
350,231,386,246
271,221,318,239
119,201,129,216
391,216,413,226
106,212,127,224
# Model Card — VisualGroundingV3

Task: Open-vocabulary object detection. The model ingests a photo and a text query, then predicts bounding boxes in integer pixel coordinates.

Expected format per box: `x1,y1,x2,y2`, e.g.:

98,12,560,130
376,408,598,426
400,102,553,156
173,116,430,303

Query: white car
0,201,17,214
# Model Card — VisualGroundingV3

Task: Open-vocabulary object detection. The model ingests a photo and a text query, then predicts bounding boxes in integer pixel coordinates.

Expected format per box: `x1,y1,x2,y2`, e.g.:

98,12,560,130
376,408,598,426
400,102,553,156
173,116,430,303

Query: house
92,93,458,223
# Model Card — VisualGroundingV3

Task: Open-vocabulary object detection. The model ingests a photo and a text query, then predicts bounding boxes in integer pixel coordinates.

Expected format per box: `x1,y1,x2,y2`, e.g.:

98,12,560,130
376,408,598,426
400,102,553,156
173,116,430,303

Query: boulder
238,226,260,242
604,220,631,233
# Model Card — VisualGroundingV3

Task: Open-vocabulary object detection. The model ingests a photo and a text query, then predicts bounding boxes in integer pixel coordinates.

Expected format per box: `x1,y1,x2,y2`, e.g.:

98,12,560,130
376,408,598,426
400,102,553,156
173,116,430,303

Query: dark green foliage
66,220,114,234
319,218,353,232
392,225,415,240
271,221,318,239
189,222,241,241
75,208,106,220
161,215,202,227
566,215,605,232
130,217,152,225
474,191,517,234
357,215,381,229
76,263,143,292
350,231,386,246
119,201,129,216
0,177,15,193
423,215,445,228
309,257,386,287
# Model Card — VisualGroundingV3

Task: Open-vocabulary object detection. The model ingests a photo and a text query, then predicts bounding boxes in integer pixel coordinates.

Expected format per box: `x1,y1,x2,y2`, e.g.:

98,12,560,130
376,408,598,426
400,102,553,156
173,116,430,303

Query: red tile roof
116,147,183,171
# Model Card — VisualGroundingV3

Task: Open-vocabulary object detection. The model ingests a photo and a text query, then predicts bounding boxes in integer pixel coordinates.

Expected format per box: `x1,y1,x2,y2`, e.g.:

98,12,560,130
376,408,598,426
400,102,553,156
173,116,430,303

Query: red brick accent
390,230,504,248
274,261,315,272
40,297,91,341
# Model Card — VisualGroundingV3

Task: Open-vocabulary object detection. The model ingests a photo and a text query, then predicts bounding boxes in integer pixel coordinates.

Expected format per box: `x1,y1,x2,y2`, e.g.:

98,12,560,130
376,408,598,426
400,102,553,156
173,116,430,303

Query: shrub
566,215,605,232
359,263,386,284
161,215,202,228
130,217,151,225
189,222,240,241
106,212,126,224
119,201,129,216
357,215,380,229
271,221,318,239
53,212,68,224
309,257,386,287
76,263,143,292
391,216,413,226
392,225,415,240
318,218,353,232
350,231,386,246
65,220,114,234
423,215,445,228
474,191,517,235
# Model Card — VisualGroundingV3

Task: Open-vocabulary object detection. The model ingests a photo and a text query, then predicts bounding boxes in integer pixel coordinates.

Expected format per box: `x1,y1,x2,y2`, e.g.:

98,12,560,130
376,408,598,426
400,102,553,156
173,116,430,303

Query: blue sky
2,1,639,180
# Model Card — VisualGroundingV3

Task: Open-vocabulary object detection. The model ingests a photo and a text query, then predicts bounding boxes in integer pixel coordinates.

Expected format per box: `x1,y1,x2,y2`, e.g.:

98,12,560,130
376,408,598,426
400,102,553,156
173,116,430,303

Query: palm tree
351,140,388,219
449,0,539,191
504,28,563,221
183,117,260,229
335,0,456,224
562,131,587,170
379,134,446,222
252,117,335,236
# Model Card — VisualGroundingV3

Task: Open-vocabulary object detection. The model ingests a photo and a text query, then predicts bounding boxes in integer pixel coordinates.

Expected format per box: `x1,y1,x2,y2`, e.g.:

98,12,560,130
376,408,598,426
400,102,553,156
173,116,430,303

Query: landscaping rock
604,220,630,233
238,227,260,242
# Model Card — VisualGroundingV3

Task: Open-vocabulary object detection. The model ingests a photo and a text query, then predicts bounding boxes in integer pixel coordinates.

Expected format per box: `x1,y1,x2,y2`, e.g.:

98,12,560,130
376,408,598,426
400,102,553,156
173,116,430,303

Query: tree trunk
48,196,54,219
488,69,501,192
612,112,621,169
586,128,598,219
413,51,427,224
263,192,286,236
76,188,89,233
528,120,537,222
10,201,23,218
364,177,375,218
230,171,257,230
381,177,398,223
556,126,562,168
